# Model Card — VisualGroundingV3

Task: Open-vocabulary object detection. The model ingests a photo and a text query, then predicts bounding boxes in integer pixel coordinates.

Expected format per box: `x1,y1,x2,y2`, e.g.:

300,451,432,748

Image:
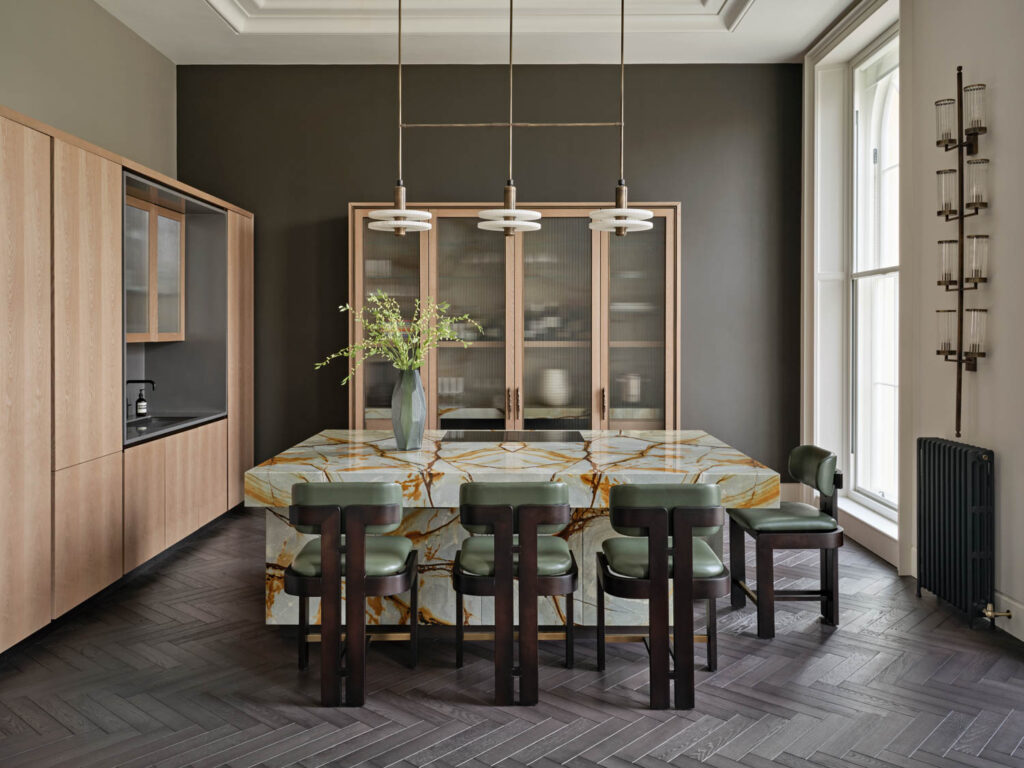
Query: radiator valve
983,603,1012,620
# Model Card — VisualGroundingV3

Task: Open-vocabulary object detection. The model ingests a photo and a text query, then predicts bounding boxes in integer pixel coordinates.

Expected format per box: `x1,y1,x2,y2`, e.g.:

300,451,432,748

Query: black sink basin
125,414,221,444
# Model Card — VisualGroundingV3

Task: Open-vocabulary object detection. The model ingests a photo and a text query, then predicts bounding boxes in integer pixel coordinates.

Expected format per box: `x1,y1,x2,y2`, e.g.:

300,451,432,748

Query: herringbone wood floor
2,508,1024,768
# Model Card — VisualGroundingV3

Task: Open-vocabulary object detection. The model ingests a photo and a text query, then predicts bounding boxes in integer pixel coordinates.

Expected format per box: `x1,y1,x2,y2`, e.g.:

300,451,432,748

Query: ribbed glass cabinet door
518,217,596,430
432,213,509,430
124,200,150,338
604,215,672,429
354,216,426,428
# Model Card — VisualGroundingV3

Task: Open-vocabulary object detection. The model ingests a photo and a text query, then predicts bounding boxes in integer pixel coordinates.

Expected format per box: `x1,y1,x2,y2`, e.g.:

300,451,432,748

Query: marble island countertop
252,429,779,626
245,429,779,510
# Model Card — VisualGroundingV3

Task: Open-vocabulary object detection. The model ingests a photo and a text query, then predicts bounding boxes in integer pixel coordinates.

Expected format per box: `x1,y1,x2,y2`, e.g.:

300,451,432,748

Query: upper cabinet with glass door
348,203,680,432
125,196,185,343
349,207,428,429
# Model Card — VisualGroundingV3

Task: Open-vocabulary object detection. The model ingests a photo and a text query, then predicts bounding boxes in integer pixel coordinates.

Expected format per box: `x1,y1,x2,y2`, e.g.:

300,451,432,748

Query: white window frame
848,28,900,520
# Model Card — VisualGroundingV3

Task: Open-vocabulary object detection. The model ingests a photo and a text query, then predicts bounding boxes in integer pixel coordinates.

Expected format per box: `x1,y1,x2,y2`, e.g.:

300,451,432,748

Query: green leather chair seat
459,536,573,577
601,537,725,580
289,535,413,577
729,501,839,533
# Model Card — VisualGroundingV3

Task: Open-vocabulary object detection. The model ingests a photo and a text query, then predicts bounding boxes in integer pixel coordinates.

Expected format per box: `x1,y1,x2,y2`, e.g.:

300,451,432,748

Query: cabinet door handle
506,387,512,418
515,388,522,420
601,387,608,420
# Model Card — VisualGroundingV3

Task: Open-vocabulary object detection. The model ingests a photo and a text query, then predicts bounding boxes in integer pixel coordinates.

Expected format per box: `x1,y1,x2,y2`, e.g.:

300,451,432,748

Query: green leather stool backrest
291,481,404,535
459,481,569,535
788,445,838,497
609,483,722,537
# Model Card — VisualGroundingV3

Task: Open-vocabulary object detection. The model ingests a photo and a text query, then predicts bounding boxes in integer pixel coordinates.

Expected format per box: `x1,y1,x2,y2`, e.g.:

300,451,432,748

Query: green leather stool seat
290,535,413,577
292,481,404,535
729,501,839,533
459,536,573,577
602,537,726,580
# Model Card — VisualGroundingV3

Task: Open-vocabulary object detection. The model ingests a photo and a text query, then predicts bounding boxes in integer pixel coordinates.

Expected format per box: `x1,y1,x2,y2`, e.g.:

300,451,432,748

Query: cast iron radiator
916,437,996,627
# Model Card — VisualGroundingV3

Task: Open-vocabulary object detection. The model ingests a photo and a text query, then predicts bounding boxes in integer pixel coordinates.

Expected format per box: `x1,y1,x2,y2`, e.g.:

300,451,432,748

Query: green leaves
315,289,482,386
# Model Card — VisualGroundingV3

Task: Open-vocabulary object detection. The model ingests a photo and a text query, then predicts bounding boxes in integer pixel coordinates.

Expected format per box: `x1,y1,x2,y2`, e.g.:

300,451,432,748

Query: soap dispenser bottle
135,388,148,417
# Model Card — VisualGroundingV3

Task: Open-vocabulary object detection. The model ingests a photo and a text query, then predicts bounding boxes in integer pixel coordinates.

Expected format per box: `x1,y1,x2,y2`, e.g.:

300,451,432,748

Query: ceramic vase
391,369,426,450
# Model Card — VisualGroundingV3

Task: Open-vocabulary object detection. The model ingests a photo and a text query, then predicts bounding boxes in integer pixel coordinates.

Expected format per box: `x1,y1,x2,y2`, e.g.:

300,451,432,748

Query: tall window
851,36,899,515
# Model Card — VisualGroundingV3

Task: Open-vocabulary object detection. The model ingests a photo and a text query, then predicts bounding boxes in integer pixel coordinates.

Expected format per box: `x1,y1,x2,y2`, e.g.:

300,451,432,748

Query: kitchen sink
125,414,224,444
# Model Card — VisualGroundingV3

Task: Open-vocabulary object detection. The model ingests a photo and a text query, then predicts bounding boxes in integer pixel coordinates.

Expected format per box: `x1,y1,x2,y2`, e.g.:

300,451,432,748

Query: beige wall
900,0,1024,639
0,0,175,175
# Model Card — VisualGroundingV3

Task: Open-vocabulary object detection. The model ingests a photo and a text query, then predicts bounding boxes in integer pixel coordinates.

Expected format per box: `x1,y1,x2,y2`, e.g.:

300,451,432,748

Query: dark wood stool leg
755,536,775,640
565,592,574,669
706,598,717,672
409,554,419,669
672,569,694,710
319,515,342,707
819,547,830,620
824,547,839,626
730,519,746,609
455,586,464,669
596,571,606,672
298,596,309,670
649,578,670,709
345,527,367,707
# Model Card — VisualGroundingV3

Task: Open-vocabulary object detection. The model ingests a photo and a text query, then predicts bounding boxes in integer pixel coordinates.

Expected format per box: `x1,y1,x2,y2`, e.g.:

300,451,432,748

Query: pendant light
368,0,432,236
478,0,541,236
589,0,652,236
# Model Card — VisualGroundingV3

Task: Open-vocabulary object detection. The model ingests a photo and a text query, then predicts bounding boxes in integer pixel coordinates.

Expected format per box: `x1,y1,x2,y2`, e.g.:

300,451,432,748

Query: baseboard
993,591,1024,643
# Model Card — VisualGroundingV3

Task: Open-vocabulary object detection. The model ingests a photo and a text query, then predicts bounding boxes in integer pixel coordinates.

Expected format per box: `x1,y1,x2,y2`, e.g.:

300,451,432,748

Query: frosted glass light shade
477,218,542,232
589,207,654,232
936,169,957,216
966,308,987,355
965,159,989,210
366,206,433,233
936,310,956,354
963,84,987,134
935,98,956,147
938,240,957,284
478,209,541,221
966,235,989,281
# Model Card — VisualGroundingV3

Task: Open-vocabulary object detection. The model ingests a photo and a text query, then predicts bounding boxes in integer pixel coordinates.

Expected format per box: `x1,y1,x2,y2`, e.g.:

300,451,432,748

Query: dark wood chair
728,445,844,639
284,481,418,707
452,481,577,706
595,483,729,710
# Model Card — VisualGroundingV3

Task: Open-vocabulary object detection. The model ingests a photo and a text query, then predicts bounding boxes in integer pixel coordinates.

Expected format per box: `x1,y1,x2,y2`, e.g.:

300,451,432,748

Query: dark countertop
124,411,226,447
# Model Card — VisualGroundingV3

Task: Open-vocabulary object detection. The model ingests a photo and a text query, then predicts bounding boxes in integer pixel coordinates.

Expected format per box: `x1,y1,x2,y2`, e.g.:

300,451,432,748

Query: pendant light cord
397,0,403,185
618,0,625,185
508,0,514,184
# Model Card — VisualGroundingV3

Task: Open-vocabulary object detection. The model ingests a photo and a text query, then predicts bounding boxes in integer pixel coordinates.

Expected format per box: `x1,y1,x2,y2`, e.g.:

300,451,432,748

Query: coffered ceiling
94,0,850,64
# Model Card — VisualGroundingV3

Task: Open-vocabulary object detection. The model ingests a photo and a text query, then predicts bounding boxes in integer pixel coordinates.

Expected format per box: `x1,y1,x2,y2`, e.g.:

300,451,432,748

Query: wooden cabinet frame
125,196,186,343
348,202,682,431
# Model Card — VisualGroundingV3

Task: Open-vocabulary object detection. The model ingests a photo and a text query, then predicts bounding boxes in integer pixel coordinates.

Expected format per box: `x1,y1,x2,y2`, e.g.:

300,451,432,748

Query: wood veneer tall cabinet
347,203,680,431
51,139,125,617
227,211,255,507
0,116,53,650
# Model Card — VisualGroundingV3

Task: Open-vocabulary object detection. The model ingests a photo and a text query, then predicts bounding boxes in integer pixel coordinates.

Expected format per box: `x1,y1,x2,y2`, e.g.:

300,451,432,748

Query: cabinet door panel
433,212,512,430
155,208,185,340
166,421,228,544
519,216,597,430
124,440,165,571
0,117,52,651
124,200,151,339
53,453,123,617
53,140,122,469
227,212,254,507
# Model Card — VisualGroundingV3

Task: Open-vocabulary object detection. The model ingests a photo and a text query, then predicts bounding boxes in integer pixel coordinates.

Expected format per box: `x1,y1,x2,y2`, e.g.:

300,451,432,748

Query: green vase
391,369,426,450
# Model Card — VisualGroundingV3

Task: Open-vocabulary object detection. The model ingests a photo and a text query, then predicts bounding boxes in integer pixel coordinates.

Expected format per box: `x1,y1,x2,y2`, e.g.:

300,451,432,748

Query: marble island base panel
249,430,780,626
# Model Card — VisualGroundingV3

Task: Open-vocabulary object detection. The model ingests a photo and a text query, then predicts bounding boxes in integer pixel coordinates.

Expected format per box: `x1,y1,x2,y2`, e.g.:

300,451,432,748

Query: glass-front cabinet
125,197,186,343
348,203,679,431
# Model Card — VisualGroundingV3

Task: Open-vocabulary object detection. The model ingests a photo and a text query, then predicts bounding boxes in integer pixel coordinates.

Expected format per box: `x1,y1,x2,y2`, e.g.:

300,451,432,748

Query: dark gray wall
177,64,801,470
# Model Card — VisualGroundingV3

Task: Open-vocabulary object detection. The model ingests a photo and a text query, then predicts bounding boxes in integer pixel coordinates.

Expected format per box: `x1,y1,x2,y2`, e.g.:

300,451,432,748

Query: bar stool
595,483,728,710
284,481,419,706
452,481,577,706
728,445,844,639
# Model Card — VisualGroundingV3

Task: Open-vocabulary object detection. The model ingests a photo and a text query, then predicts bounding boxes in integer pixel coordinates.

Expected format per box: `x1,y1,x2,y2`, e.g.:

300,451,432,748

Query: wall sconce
966,234,989,284
933,66,991,437
936,169,957,216
936,309,957,355
965,158,989,210
963,84,987,134
938,239,957,288
965,308,987,363
935,99,956,148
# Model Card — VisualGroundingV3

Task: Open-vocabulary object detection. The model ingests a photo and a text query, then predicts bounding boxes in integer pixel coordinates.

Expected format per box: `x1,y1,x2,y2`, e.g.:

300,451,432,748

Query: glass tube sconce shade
965,159,989,210
965,308,987,356
966,234,989,282
937,169,957,216
935,98,956,148
936,309,957,355
963,84,987,134
938,239,957,286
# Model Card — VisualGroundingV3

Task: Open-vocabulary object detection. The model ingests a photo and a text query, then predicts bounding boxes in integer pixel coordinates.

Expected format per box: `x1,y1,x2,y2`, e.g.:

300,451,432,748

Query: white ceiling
94,0,849,65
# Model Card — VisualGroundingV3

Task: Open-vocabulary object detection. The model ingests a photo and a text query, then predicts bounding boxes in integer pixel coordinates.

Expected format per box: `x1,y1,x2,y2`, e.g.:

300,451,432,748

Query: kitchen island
248,429,779,627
